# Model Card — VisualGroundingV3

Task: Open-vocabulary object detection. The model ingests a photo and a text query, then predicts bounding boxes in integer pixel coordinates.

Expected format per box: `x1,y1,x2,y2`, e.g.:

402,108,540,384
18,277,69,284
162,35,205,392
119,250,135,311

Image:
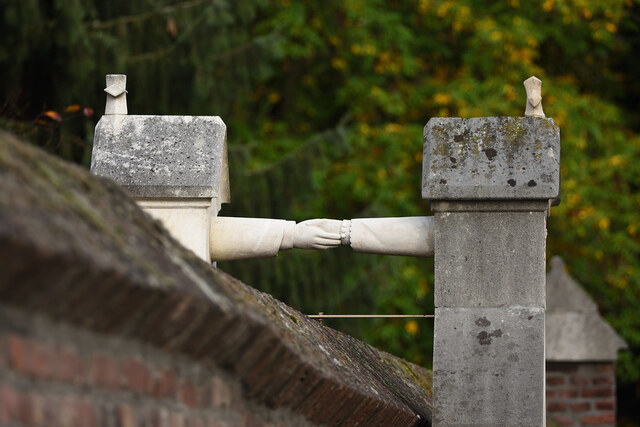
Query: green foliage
2,0,640,387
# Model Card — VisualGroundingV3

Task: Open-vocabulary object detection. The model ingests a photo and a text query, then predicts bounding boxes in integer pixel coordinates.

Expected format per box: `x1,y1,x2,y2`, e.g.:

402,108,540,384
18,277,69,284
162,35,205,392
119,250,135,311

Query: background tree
2,0,640,421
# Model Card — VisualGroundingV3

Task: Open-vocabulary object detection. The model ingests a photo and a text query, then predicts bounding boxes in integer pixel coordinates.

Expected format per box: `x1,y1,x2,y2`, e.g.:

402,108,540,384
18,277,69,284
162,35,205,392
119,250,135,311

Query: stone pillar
423,117,560,426
91,76,229,261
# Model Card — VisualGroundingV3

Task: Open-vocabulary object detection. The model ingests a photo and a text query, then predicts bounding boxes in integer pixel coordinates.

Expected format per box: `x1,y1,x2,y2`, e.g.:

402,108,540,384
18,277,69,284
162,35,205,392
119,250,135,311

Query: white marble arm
348,216,434,257
209,217,341,261
308,216,435,257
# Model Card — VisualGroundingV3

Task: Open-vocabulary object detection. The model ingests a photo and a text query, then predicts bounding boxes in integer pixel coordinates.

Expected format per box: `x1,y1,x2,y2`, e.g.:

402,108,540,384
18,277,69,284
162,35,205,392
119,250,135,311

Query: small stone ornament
104,74,128,115
524,76,545,118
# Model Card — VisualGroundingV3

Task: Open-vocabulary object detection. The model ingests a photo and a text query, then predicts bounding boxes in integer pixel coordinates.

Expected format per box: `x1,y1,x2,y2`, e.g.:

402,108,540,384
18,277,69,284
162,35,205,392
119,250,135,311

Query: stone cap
422,117,560,201
91,115,230,201
546,257,628,361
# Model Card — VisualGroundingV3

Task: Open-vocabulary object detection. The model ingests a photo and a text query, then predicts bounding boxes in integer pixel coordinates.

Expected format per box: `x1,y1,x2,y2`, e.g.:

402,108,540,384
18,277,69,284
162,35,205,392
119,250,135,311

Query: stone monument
423,77,560,426
91,74,560,426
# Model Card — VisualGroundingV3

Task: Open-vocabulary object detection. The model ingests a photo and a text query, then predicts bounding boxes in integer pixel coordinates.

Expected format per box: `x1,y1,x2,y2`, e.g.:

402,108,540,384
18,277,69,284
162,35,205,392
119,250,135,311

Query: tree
2,0,640,395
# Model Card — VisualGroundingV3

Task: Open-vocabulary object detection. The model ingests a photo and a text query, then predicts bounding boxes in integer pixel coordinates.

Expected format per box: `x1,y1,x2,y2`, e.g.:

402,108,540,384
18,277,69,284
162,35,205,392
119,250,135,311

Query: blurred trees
2,0,640,387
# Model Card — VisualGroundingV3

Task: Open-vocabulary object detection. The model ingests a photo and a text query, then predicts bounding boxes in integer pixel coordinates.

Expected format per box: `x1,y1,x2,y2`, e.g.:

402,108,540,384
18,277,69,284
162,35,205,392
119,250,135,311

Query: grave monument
91,74,559,426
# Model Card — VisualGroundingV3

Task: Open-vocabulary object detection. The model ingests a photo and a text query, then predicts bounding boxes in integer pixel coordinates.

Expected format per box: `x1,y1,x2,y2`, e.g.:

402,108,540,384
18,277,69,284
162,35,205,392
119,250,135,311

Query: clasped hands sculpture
210,216,434,261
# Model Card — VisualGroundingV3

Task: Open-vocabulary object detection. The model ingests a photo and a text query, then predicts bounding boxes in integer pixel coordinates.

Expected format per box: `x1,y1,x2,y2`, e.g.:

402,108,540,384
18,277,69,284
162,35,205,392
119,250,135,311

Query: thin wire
308,314,434,319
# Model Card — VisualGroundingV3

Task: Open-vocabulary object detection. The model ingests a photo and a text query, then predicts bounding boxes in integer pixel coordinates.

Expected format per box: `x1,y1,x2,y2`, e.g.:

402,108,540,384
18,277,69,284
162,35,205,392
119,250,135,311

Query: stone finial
523,76,545,117
104,74,128,115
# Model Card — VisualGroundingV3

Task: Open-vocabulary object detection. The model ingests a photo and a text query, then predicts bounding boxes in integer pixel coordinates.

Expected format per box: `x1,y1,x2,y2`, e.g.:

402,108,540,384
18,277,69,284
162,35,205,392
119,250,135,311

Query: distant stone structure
545,256,627,427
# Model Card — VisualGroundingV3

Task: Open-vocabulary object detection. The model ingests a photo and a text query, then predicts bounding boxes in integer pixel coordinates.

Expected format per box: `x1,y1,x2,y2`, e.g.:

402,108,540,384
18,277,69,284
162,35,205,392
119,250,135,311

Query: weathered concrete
422,117,560,201
91,113,230,260
91,115,229,200
433,307,544,426
433,202,547,308
546,256,627,361
424,116,560,426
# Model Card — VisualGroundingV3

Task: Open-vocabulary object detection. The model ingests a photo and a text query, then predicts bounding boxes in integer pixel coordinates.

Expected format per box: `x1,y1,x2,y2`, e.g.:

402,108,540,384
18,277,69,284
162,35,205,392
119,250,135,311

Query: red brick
552,415,575,426
0,386,20,423
547,402,567,412
558,389,578,398
211,376,233,408
597,364,615,373
582,413,615,424
117,404,136,427
570,375,589,386
179,381,199,409
595,400,615,411
170,411,185,427
592,375,614,385
122,357,151,394
243,412,263,427
71,398,98,427
26,393,47,425
9,336,54,379
581,388,613,398
56,346,85,384
570,402,590,412
546,390,556,399
0,337,8,371
90,353,121,389
154,368,178,399
147,407,170,427
546,375,565,386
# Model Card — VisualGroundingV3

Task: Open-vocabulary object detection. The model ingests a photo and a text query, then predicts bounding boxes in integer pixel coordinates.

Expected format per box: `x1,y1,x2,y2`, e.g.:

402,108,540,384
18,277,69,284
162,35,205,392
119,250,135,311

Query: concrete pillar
91,76,230,261
423,117,560,426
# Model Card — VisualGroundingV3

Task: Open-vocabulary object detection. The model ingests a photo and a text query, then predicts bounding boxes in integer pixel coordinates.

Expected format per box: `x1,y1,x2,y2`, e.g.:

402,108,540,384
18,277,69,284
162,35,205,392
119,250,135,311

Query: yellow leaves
503,84,517,101
370,85,384,98
436,1,453,18
65,104,81,113
582,8,592,20
405,320,419,336
377,168,387,180
375,52,400,75
434,93,451,105
417,0,430,15
577,206,595,220
566,192,581,207
384,123,404,134
351,44,376,56
328,36,341,47
542,0,554,12
331,57,347,70
598,217,610,231
414,151,423,163
489,31,503,42
605,22,617,33
418,277,430,296
608,155,624,167
628,223,638,237
268,92,281,104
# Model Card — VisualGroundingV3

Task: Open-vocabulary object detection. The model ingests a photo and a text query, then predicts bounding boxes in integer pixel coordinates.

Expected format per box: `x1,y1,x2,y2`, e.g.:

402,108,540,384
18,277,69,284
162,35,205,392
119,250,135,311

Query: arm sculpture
210,216,434,261
210,217,341,261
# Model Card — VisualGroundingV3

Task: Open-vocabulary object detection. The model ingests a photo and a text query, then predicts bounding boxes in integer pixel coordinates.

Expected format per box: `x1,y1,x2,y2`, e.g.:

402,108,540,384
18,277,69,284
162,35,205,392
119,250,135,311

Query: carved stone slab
422,116,560,200
91,115,229,201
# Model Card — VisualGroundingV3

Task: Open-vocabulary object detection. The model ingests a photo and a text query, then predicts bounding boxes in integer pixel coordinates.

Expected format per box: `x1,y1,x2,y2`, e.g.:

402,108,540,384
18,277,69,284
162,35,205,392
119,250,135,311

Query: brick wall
546,362,617,426
0,305,314,427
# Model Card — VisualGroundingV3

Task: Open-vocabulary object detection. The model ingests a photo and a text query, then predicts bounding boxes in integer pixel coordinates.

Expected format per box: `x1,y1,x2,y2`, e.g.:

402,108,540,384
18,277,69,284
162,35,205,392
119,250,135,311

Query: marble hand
293,219,342,249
